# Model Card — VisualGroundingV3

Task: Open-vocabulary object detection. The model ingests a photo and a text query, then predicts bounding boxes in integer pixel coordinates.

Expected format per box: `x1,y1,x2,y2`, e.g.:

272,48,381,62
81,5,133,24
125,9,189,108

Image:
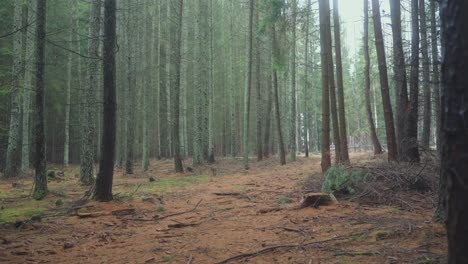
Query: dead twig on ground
133,199,203,222
215,233,363,264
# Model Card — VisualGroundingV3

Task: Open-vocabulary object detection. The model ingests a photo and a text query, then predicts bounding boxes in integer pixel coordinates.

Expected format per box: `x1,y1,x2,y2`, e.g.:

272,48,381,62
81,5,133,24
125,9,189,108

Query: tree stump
299,193,336,208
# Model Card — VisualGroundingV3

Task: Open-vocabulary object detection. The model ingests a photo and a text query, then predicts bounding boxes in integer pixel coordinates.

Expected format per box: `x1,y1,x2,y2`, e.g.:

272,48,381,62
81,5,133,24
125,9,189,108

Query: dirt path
0,155,446,263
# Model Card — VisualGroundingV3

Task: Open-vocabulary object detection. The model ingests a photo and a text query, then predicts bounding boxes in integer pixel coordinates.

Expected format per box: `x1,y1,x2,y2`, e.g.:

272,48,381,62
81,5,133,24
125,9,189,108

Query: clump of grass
156,206,166,212
276,195,293,204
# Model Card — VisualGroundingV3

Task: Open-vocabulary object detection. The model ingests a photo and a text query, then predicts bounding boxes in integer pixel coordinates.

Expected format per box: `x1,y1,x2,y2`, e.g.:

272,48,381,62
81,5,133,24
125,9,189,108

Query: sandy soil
0,154,446,263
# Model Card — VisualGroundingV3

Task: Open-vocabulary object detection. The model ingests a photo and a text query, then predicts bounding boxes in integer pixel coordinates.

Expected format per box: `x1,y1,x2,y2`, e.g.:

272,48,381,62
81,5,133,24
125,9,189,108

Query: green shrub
322,166,367,195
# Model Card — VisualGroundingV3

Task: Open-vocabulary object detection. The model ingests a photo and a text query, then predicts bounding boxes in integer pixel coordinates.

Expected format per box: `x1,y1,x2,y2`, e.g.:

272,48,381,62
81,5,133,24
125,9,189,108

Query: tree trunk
255,5,263,162
207,0,215,163
303,0,311,158
389,0,409,159
333,0,350,164
158,0,169,159
371,0,398,161
319,0,332,173
141,6,153,172
94,0,117,202
405,0,421,162
364,0,383,155
5,0,24,178
171,0,184,172
430,0,440,152
243,0,254,169
80,0,102,186
420,0,431,149
290,0,297,162
125,3,135,175
33,0,48,200
22,0,37,174
263,50,273,158
439,0,468,261
271,24,286,166
64,14,73,167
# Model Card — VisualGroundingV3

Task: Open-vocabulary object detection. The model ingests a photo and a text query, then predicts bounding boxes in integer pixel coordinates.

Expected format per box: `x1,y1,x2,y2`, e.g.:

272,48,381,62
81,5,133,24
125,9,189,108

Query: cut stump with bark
299,193,336,208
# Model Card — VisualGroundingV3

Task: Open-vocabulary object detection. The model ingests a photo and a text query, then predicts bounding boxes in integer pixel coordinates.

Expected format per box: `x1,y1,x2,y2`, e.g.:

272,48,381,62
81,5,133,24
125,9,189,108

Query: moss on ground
0,200,47,222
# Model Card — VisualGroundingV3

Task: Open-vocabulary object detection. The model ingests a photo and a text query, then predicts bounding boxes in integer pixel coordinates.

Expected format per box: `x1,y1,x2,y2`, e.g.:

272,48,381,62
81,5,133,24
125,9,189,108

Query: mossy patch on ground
0,200,48,222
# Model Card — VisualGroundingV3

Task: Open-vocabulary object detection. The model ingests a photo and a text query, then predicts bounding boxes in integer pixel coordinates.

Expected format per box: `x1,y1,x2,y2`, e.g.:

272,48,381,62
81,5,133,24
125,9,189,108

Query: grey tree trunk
243,0,254,169
303,0,311,158
125,2,136,175
290,0,297,162
142,5,154,172
389,0,409,159
64,17,73,167
207,0,215,163
364,0,382,155
5,0,24,178
371,0,398,161
80,0,102,186
158,0,169,158
333,0,350,163
405,0,421,162
439,0,468,261
271,24,286,166
22,0,37,174
33,0,48,200
170,0,184,172
94,0,117,202
430,0,440,152
420,0,431,149
255,5,263,162
319,0,331,173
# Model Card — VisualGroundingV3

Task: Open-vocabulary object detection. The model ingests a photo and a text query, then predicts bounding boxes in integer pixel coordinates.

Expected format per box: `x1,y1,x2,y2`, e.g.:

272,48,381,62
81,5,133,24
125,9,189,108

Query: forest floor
0,153,446,264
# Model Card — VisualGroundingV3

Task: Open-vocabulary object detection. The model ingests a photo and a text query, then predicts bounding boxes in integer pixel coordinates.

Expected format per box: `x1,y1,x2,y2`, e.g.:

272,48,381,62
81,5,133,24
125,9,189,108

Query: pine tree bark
263,51,273,158
158,0,169,159
80,0,102,185
142,5,153,172
207,0,215,163
290,0,297,162
430,0,440,152
364,0,382,155
171,0,184,172
22,0,37,174
319,0,332,172
125,4,135,175
94,0,117,202
64,17,73,167
389,0,409,159
255,5,263,162
439,0,468,261
371,0,398,161
243,0,254,169
5,0,24,178
405,0,421,162
333,0,350,164
420,0,431,149
325,4,341,165
33,0,48,200
303,0,311,158
271,24,286,166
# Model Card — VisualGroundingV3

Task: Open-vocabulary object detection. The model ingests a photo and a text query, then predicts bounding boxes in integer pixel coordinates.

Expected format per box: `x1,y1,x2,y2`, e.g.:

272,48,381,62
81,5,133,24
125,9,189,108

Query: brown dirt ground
0,154,447,264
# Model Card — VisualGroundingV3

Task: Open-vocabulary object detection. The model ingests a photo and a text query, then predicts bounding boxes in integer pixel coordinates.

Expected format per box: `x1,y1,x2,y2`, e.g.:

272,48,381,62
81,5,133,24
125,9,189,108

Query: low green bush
322,166,367,195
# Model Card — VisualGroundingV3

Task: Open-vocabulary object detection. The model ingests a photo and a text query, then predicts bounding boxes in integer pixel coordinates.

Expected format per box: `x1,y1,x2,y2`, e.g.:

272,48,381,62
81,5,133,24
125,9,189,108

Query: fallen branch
215,233,363,264
213,192,242,196
134,199,203,222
